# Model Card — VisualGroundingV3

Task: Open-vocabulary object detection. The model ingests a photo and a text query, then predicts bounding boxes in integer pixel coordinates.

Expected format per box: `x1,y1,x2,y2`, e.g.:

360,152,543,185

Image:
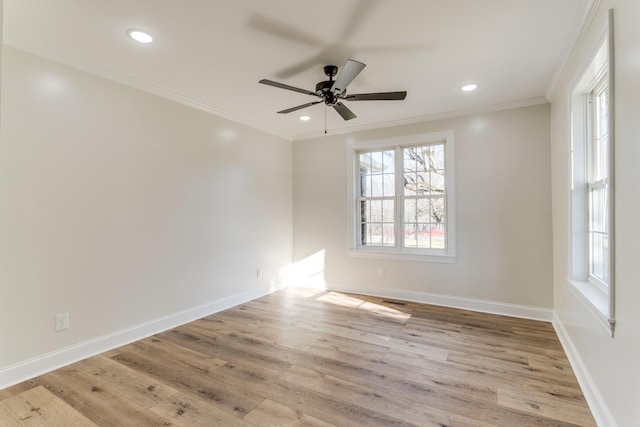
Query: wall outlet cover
55,313,69,331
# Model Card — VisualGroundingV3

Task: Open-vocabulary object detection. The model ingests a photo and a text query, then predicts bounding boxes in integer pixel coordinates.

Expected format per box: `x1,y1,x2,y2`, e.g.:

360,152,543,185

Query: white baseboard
0,284,284,391
324,282,554,322
3,279,615,426
552,314,617,427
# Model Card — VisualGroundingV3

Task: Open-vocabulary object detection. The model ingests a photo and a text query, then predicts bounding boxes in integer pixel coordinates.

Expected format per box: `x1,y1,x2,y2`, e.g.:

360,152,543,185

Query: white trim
3,45,546,143
294,96,548,141
605,8,616,338
0,283,286,391
348,130,453,150
568,280,611,334
546,0,602,101
3,45,287,141
325,282,553,322
552,314,618,427
568,29,614,337
346,130,456,261
347,249,455,264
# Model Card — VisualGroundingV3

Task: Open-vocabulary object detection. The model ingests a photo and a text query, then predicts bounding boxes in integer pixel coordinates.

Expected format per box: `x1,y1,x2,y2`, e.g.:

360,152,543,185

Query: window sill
348,249,456,263
568,279,612,336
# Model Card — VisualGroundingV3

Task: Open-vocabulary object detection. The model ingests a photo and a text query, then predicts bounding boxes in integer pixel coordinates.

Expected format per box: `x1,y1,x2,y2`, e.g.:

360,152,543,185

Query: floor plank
244,399,335,427
0,287,596,426
149,391,250,427
73,355,180,409
0,386,96,426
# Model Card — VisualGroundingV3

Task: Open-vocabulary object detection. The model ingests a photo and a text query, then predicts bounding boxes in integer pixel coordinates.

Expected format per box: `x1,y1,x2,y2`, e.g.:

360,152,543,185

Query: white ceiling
3,0,588,140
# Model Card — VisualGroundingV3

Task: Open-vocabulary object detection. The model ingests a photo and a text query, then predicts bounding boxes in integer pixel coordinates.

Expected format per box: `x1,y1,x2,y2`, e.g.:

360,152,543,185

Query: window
587,74,609,289
348,131,455,262
569,20,615,336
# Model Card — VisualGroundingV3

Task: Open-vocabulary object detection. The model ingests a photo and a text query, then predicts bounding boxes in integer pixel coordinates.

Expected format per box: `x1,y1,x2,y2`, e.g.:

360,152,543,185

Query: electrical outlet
378,267,385,277
256,268,262,278
55,313,69,331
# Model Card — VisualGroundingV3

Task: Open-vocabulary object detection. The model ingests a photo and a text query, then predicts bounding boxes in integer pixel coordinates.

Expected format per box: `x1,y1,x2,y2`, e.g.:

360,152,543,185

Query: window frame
347,131,456,263
568,18,615,337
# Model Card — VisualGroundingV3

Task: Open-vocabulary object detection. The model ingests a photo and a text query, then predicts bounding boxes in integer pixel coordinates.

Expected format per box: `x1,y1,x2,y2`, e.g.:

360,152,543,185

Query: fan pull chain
324,104,327,134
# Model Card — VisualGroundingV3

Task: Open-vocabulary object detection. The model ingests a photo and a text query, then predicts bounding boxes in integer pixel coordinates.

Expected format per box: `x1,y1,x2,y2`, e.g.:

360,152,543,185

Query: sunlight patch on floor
285,287,326,298
316,292,411,322
360,301,411,322
316,292,364,308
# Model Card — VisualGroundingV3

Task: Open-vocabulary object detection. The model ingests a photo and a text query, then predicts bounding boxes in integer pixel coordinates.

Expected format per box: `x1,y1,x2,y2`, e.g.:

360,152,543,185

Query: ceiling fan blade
333,102,357,121
360,43,430,54
331,59,366,95
259,79,319,97
345,91,407,101
249,14,325,48
339,0,382,41
277,101,322,114
275,56,324,79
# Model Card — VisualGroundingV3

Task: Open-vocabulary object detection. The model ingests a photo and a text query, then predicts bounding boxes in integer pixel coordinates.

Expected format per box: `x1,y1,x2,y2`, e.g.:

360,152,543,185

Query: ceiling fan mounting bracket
323,65,338,79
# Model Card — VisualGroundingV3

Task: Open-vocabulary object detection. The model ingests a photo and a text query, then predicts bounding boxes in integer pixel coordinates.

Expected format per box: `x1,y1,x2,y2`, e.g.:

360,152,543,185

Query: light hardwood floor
0,287,596,426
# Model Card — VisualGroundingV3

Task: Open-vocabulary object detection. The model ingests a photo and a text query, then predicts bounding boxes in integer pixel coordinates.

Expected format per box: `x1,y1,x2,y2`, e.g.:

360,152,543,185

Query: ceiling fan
259,59,407,121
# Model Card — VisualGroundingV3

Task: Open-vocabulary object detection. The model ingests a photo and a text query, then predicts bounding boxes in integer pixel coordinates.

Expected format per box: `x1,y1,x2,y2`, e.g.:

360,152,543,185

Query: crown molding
546,0,603,101
4,45,289,141
292,96,549,141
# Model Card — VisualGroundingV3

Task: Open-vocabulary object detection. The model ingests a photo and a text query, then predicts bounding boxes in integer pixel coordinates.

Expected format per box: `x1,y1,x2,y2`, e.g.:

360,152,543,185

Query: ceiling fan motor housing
316,80,340,105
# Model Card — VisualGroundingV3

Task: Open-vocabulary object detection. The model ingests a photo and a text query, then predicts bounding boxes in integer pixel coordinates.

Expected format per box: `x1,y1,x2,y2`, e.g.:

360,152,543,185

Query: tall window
349,132,455,262
569,23,615,336
587,74,609,288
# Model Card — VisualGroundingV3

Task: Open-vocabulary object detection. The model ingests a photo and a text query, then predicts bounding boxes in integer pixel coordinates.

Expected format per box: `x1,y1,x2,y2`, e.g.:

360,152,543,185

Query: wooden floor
0,287,596,426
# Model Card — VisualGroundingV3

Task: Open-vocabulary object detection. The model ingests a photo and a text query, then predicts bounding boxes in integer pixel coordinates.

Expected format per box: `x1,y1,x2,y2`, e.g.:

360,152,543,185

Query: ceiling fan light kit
259,59,407,123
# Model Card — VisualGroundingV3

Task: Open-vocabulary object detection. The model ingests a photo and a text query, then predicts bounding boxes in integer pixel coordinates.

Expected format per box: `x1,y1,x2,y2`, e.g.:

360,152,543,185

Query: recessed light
127,29,153,43
299,115,311,121
461,83,478,92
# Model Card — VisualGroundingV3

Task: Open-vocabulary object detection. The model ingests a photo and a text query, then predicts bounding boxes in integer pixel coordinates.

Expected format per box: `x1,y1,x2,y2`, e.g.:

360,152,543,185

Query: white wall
549,0,640,425
0,47,292,377
293,104,553,317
